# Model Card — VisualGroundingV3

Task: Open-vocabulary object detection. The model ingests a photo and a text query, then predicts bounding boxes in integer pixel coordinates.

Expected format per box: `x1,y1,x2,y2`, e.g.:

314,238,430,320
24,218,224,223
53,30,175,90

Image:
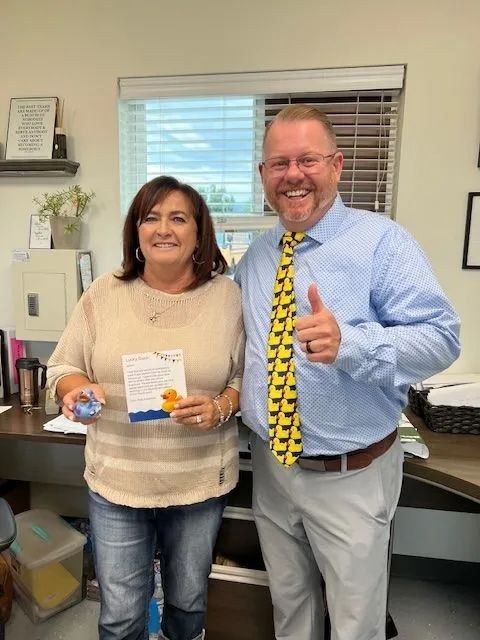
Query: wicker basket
408,387,480,435
407,388,429,418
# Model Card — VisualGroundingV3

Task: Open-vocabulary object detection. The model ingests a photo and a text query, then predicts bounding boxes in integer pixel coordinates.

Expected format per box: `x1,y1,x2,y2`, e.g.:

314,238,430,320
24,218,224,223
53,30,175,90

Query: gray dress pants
251,434,404,640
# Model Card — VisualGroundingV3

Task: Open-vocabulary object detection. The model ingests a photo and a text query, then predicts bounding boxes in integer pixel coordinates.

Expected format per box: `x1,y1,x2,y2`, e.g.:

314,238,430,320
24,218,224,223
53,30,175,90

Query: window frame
118,65,405,242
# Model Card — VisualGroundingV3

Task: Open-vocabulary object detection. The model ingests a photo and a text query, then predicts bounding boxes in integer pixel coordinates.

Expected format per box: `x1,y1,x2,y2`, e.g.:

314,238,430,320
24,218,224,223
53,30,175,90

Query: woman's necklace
140,273,196,323
143,291,181,324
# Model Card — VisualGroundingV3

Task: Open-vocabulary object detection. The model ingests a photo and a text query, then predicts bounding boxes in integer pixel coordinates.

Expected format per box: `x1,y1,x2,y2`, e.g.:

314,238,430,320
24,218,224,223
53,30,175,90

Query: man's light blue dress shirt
235,196,460,455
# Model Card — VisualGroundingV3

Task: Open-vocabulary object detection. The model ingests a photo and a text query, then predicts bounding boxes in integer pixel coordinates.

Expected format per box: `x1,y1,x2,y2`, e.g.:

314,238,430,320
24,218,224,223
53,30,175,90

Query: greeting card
122,350,187,423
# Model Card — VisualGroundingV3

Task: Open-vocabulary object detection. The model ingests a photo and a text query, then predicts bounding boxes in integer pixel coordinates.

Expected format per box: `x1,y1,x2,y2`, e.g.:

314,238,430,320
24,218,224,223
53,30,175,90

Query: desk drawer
207,564,274,639
207,506,274,639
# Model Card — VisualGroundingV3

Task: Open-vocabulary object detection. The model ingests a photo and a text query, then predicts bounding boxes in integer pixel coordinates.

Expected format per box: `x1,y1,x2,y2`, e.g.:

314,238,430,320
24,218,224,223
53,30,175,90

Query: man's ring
306,341,313,354
196,414,202,424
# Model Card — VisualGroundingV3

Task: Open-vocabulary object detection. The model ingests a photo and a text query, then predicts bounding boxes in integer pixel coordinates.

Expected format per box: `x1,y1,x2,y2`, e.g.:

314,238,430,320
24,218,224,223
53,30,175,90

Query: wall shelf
0,159,79,177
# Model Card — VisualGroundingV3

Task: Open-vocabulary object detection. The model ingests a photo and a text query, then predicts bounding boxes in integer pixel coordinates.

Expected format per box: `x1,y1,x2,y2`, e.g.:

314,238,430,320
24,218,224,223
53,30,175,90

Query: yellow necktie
267,231,305,467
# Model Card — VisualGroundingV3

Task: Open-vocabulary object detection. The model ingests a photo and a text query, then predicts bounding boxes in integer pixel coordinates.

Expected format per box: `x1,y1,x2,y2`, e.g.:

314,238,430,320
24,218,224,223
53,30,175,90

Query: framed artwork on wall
462,192,480,269
5,97,57,160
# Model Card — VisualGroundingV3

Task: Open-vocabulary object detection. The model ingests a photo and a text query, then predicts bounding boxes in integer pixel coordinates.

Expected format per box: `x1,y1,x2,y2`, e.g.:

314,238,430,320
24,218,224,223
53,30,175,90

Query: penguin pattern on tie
267,231,304,467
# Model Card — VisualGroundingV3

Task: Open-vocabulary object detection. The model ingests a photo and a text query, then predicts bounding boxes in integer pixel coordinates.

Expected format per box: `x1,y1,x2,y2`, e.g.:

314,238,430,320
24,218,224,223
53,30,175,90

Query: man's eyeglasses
261,153,337,175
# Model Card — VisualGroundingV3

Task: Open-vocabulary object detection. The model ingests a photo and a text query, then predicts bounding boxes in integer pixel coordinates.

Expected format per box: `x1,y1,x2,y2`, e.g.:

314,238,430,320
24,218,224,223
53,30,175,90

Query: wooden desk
0,398,85,487
404,409,480,503
0,401,85,446
1,398,479,500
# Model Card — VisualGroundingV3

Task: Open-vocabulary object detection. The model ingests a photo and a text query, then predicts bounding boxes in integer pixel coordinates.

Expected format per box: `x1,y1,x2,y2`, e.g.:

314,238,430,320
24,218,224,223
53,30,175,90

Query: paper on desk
422,373,480,386
398,413,429,459
428,382,480,407
414,373,480,390
43,414,87,435
0,406,12,414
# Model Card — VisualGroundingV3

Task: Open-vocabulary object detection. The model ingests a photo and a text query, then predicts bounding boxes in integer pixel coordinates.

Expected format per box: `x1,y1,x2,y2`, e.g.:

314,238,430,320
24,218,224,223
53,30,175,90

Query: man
235,105,460,640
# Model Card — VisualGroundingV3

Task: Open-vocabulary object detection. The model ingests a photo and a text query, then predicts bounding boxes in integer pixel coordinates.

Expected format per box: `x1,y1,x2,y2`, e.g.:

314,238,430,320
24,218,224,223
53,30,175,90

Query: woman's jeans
88,489,226,640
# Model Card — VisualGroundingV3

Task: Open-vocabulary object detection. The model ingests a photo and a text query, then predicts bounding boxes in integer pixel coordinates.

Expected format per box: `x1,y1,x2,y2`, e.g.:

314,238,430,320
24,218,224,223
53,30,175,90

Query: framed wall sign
29,215,52,249
5,97,58,160
462,192,480,269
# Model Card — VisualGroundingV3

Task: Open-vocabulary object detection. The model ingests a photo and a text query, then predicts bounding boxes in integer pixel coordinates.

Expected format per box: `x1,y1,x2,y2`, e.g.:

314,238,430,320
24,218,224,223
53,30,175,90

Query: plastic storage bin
13,573,82,624
8,509,86,623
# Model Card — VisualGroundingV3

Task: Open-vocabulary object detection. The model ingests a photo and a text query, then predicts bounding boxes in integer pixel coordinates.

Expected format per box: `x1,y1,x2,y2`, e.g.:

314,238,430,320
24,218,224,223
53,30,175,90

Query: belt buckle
297,458,327,472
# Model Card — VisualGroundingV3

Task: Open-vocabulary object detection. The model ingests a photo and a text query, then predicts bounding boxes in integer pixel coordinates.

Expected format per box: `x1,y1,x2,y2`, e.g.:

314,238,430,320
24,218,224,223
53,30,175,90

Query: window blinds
119,97,263,216
263,93,399,215
119,66,404,217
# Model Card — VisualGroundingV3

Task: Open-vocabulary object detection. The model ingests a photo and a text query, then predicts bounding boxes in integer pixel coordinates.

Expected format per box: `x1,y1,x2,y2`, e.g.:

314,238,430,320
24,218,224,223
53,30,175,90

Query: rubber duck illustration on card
161,388,183,413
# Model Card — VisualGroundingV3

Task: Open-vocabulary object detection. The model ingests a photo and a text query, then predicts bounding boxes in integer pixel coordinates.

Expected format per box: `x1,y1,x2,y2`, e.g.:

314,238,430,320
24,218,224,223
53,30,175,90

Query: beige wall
1,0,479,371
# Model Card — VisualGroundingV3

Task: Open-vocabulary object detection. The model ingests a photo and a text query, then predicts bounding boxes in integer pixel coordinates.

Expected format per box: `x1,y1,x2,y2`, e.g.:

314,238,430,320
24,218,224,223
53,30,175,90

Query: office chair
0,498,16,640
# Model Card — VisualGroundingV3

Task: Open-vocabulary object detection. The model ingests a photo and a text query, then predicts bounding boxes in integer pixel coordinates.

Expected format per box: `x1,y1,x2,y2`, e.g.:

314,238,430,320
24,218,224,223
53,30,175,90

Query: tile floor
6,576,480,640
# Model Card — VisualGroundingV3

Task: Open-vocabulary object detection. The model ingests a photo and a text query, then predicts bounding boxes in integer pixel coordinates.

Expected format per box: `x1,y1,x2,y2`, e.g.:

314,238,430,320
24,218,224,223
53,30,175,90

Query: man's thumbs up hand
308,282,324,314
296,284,341,363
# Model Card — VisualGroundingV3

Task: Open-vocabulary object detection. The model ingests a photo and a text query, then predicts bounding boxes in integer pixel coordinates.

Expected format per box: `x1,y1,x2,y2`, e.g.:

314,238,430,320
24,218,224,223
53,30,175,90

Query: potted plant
33,185,95,249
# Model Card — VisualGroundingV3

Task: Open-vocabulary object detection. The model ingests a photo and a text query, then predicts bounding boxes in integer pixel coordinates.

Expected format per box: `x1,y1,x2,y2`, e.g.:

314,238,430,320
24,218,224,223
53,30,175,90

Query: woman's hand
61,383,106,425
170,394,220,431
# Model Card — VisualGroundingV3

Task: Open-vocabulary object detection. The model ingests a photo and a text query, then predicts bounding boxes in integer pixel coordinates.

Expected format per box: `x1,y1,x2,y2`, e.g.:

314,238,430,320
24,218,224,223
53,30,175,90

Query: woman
47,176,244,640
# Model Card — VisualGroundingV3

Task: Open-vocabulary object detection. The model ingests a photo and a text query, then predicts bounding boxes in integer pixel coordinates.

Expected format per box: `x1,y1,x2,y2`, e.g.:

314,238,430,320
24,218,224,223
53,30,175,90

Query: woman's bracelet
212,394,234,429
212,397,225,429
215,394,233,423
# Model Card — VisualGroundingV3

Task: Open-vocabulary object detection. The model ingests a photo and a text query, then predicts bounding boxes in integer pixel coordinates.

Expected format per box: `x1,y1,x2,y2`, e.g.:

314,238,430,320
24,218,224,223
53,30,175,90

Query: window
119,96,263,218
119,66,404,267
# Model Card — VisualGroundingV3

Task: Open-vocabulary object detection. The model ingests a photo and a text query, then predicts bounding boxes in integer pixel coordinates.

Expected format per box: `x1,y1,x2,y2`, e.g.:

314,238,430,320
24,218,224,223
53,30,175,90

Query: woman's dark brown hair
116,176,227,289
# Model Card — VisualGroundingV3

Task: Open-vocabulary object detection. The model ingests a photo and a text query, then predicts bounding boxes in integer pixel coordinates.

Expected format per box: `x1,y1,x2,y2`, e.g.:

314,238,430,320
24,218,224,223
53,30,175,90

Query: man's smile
281,188,312,200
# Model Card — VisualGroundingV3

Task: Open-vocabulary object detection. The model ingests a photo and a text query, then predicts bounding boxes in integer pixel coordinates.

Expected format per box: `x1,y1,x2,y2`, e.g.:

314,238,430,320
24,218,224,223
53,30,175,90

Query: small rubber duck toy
73,388,102,419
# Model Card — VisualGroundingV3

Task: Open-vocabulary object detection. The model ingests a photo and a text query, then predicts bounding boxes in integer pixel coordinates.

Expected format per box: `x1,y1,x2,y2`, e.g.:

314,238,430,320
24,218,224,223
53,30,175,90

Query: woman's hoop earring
192,252,205,265
135,247,145,263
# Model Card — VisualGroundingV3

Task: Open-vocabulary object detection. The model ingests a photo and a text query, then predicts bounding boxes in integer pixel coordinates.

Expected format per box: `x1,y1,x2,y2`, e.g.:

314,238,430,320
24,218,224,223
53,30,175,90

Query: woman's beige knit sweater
47,272,244,508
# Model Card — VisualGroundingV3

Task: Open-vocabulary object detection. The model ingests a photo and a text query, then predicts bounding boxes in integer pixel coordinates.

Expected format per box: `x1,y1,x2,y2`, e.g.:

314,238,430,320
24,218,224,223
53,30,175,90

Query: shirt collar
271,194,348,247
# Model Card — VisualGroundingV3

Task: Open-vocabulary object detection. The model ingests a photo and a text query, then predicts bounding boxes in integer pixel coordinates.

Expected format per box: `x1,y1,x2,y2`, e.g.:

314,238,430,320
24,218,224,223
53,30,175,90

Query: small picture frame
462,192,480,269
78,252,94,292
29,215,52,249
6,97,58,160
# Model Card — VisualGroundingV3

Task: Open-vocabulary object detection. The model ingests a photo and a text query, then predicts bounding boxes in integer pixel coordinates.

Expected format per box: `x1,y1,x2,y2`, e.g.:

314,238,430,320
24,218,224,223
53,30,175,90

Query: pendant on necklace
149,311,160,323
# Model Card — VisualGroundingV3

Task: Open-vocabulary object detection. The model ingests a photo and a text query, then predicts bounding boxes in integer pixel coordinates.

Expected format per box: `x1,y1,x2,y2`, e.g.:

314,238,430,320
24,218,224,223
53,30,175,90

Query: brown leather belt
296,430,398,472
